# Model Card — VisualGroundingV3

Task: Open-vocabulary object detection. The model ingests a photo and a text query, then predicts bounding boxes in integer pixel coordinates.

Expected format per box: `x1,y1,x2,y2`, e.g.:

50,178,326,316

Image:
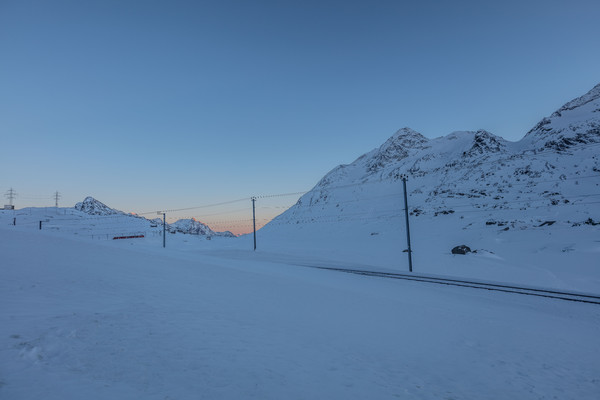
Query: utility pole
5,188,16,207
54,191,61,207
251,197,257,251
400,174,413,272
158,211,166,248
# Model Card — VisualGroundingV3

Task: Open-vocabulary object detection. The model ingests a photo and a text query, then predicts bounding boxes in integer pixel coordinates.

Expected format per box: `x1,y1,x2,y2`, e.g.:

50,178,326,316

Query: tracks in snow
296,264,600,305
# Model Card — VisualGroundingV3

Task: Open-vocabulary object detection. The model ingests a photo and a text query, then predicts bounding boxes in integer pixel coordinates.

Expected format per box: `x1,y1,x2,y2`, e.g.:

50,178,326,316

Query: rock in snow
451,245,472,255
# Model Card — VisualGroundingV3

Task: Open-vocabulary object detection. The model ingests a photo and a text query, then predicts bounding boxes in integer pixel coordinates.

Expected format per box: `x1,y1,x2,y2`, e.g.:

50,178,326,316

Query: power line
187,207,251,220
288,172,598,203
5,160,597,232
255,191,309,199
138,197,251,215
7,189,598,228
18,195,54,200
420,192,600,210
141,189,600,229
436,141,600,170
260,199,600,226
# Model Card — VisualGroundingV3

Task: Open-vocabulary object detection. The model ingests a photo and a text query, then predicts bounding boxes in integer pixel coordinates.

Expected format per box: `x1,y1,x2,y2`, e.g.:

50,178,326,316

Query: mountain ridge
265,83,600,230
74,197,235,237
523,83,600,151
171,218,235,238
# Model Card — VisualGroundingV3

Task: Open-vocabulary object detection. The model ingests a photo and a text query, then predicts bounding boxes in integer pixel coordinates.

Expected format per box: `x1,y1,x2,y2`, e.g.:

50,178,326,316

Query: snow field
1,227,600,399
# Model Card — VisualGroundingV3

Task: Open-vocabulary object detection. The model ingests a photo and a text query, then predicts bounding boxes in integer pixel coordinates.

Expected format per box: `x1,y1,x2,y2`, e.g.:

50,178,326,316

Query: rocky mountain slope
74,196,124,216
171,218,235,237
522,83,600,151
74,197,234,237
267,84,600,230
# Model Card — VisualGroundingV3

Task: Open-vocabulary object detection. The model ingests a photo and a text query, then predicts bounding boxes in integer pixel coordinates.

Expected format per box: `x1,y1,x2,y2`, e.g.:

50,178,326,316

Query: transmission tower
5,188,17,206
54,191,61,207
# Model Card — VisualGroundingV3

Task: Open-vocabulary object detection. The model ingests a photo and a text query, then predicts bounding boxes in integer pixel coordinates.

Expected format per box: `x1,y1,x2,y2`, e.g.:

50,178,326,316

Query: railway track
297,264,600,305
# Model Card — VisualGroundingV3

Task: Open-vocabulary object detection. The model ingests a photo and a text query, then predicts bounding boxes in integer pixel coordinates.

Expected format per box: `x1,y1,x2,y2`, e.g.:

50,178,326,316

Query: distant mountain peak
389,127,430,147
366,128,429,172
463,130,507,157
74,197,122,215
171,218,235,237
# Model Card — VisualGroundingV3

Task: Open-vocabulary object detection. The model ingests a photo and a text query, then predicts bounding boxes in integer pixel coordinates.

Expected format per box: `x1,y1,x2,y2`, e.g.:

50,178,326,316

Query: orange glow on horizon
167,207,288,236
209,220,270,236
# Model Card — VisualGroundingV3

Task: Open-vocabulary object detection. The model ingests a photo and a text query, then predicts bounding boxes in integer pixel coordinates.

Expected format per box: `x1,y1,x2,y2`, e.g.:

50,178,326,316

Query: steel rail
298,265,600,305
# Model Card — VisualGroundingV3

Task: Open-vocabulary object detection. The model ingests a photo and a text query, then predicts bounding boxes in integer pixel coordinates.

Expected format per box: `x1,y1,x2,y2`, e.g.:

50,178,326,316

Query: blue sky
1,0,599,230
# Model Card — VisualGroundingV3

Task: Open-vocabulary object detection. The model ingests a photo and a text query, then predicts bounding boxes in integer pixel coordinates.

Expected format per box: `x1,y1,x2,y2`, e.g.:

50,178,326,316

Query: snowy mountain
228,84,599,289
522,83,600,151
70,198,235,238
74,196,124,216
171,218,235,237
267,84,599,231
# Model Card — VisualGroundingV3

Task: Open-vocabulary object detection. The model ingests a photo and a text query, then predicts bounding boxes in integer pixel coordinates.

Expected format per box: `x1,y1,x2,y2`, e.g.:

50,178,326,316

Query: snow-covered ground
3,204,599,294
2,219,600,399
2,83,599,398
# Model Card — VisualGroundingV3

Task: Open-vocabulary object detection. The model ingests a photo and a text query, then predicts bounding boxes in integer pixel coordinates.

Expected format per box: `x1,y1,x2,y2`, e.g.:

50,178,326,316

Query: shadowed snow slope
1,228,600,399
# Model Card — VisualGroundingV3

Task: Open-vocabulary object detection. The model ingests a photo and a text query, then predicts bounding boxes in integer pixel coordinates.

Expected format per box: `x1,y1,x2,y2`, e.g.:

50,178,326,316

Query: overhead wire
4,139,599,233
137,197,251,215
